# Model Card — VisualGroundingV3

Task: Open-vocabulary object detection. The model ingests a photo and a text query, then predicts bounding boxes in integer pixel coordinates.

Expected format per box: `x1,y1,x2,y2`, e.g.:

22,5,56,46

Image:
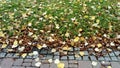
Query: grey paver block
104,57,111,61
76,57,82,60
84,51,89,55
90,56,97,60
0,58,14,68
78,61,92,68
111,57,118,61
69,60,78,63
92,62,101,68
0,53,6,57
109,52,115,56
13,59,23,66
69,64,78,68
31,60,36,67
41,64,50,68
111,62,120,68
61,61,68,68
24,59,33,62
83,56,89,60
114,51,119,56
68,56,74,60
61,56,67,60
50,63,57,68
98,57,104,61
12,66,25,68
54,56,59,59
46,55,53,59
54,52,59,55
26,67,36,68
6,53,13,57
22,63,31,67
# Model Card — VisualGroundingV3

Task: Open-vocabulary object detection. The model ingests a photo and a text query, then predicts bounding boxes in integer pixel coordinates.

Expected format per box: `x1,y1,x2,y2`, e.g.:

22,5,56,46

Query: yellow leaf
0,31,5,37
21,53,27,58
12,40,18,48
57,62,65,68
79,51,84,56
92,36,97,40
71,41,74,46
63,46,71,51
37,44,42,49
107,66,112,68
74,37,79,42
1,44,7,48
97,43,102,48
80,37,85,41
79,28,83,32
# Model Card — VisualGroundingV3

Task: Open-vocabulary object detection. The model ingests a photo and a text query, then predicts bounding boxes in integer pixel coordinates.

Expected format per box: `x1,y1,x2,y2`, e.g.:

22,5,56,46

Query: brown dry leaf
21,53,27,58
79,51,85,56
1,43,7,48
74,37,79,42
37,44,42,49
57,62,65,68
97,43,102,48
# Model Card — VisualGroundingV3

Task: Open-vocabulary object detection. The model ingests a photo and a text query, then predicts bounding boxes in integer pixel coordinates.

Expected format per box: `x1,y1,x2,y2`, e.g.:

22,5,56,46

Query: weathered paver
0,58,14,68
12,66,25,68
50,63,57,68
78,61,92,68
13,59,23,66
41,64,50,68
22,63,32,67
111,62,120,68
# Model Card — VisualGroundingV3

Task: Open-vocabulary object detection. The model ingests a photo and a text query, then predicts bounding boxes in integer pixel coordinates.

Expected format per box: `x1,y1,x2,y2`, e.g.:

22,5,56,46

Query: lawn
0,0,120,57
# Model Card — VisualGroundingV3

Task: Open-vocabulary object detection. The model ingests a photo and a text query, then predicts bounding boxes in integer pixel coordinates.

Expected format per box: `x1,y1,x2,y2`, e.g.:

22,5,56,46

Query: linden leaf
12,40,18,48
74,37,79,42
79,51,85,56
0,31,5,37
21,53,27,58
1,44,7,48
37,44,42,49
57,62,65,68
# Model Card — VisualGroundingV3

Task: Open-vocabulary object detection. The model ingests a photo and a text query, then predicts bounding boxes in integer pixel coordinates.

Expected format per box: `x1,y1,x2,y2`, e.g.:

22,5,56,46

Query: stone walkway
0,58,120,68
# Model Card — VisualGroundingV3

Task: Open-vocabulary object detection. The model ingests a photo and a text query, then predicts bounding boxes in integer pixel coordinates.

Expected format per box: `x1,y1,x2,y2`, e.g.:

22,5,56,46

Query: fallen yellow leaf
57,62,65,68
79,51,85,56
97,43,102,48
37,44,42,49
0,31,5,37
21,53,27,58
80,37,85,41
1,44,7,48
12,40,18,48
74,37,79,42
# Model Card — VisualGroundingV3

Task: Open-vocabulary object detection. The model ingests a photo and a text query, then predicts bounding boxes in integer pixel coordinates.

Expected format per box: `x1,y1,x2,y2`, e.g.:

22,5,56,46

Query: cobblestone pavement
0,58,120,68
0,49,119,68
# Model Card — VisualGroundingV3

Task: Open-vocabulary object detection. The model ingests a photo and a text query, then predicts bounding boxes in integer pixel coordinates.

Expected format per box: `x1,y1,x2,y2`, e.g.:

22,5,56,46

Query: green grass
0,0,119,40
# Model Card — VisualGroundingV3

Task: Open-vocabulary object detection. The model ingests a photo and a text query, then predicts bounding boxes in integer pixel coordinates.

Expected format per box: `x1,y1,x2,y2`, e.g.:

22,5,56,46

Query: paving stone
31,60,36,67
50,63,57,68
84,51,89,55
69,60,78,64
12,66,25,68
24,59,33,62
6,53,13,57
69,64,78,68
92,62,101,68
26,55,33,58
0,53,6,57
111,62,120,68
22,63,31,67
54,52,59,55
90,56,97,60
104,57,111,61
13,54,19,58
26,67,36,68
0,58,14,68
68,56,75,60
111,57,118,61
83,56,89,60
76,57,82,60
61,56,67,60
114,51,119,56
61,61,68,67
41,60,49,64
54,56,59,59
13,59,23,66
98,57,104,61
109,52,115,56
40,64,50,68
78,61,92,68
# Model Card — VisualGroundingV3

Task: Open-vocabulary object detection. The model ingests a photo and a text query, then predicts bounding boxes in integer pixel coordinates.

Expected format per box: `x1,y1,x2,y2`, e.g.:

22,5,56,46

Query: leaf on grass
1,44,7,48
74,37,79,42
12,40,18,48
0,31,5,37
